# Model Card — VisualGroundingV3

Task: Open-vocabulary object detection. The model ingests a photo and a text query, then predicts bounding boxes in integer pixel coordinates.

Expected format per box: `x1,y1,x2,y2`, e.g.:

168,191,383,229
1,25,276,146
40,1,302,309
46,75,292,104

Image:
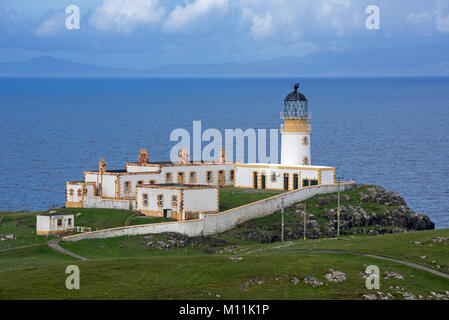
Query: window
137,180,144,185
207,171,213,183
172,195,178,208
77,189,82,197
303,157,309,165
143,193,148,206
68,218,72,226
149,180,156,184
302,136,309,145
124,181,131,193
310,179,319,186
69,189,74,196
189,172,196,183
165,173,172,183
157,194,164,207
57,219,62,226
271,172,277,182
302,179,310,187
230,170,234,181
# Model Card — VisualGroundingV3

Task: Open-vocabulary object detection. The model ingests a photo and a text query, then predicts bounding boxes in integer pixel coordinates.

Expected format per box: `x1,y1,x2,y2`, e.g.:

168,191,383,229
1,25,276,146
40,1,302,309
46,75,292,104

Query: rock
383,271,404,280
363,294,378,300
0,234,16,241
303,277,323,287
229,256,242,262
324,269,347,282
291,278,300,285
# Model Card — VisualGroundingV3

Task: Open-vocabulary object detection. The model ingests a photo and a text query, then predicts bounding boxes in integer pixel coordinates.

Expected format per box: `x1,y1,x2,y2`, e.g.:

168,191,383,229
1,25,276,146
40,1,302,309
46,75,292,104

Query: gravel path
47,239,88,261
274,249,449,280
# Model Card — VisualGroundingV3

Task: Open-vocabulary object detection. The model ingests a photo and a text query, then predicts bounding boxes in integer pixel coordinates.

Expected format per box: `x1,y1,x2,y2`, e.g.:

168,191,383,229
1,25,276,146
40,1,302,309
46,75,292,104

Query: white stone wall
66,183,83,203
136,187,181,213
235,165,324,190
83,196,134,210
63,182,354,241
101,175,117,198
281,132,311,165
183,188,218,212
126,164,160,173
159,164,234,186
321,169,335,185
36,215,51,232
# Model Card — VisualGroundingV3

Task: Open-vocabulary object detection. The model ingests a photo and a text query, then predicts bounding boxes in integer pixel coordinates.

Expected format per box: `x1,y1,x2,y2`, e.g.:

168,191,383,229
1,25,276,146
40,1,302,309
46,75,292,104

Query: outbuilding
36,214,75,236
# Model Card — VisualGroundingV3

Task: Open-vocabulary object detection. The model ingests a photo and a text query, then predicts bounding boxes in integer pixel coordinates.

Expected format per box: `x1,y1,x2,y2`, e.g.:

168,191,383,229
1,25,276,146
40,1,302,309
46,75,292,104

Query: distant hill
0,56,137,77
1,45,449,77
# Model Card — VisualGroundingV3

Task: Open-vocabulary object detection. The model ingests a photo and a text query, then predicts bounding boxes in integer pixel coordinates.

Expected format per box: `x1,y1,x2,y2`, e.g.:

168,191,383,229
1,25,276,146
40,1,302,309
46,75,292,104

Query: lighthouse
280,83,311,166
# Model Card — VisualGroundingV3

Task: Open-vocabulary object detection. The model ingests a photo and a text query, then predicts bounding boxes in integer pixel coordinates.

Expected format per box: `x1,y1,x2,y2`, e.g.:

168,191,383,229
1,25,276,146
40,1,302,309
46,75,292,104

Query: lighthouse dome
284,83,307,102
282,83,310,119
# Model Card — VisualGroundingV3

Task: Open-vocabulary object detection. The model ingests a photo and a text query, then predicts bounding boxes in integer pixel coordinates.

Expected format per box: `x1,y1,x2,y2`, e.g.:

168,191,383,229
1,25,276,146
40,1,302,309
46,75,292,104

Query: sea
0,77,448,228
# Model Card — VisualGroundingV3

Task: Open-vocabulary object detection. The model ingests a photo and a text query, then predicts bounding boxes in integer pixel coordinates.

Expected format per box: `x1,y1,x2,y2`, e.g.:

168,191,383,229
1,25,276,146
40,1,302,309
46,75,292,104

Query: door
177,172,185,184
293,174,299,190
163,209,171,218
261,174,266,189
218,170,225,187
253,172,258,189
283,173,289,191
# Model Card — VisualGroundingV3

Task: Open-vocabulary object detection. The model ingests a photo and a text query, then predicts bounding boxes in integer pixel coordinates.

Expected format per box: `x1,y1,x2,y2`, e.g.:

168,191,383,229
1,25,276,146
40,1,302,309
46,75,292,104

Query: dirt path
271,249,449,280
47,239,88,261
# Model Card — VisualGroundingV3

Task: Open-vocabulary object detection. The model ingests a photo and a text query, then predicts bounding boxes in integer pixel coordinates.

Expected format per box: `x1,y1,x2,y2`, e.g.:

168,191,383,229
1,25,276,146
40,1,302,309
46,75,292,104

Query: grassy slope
0,249,447,300
219,188,283,212
1,187,448,299
280,229,449,274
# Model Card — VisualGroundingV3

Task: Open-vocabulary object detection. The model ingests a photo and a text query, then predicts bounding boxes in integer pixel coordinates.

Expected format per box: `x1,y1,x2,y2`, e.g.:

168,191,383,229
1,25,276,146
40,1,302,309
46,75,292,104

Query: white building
36,214,74,236
136,184,219,220
65,83,336,219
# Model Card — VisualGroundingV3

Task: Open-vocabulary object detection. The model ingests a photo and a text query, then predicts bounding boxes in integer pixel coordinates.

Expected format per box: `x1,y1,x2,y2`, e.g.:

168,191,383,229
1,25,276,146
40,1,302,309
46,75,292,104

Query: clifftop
232,184,435,243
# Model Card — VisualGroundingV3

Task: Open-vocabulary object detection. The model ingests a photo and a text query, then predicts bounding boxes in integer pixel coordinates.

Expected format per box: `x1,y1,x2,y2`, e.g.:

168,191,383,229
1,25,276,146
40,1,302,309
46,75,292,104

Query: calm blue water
0,77,448,228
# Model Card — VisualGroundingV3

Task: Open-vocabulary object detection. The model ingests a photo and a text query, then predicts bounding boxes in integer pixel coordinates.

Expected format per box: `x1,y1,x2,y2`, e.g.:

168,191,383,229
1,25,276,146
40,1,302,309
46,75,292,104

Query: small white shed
36,214,75,236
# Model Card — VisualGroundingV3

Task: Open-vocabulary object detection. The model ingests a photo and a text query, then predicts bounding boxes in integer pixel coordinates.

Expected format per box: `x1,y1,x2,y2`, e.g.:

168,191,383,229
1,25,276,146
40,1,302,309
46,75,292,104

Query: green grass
0,211,56,250
60,234,205,259
54,208,134,230
0,250,447,300
219,188,283,212
128,217,177,226
279,229,449,274
0,245,77,273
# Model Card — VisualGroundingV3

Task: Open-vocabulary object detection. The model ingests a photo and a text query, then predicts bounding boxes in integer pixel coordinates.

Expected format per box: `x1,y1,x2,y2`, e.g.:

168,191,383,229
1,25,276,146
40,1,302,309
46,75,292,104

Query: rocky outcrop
232,184,435,243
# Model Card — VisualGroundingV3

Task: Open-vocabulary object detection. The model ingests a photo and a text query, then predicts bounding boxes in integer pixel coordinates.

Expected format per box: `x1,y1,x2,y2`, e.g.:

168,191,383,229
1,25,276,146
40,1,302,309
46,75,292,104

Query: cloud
249,14,273,40
436,15,449,33
163,0,229,32
89,0,166,33
35,11,66,36
239,0,361,41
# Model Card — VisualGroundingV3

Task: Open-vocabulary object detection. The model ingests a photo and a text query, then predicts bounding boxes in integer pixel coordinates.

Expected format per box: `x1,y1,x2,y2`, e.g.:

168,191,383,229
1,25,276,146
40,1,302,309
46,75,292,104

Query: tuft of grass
219,188,283,212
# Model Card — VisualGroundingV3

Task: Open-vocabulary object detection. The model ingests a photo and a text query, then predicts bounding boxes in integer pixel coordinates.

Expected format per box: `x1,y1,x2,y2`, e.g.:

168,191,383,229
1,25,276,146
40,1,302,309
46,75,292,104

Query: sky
0,0,449,69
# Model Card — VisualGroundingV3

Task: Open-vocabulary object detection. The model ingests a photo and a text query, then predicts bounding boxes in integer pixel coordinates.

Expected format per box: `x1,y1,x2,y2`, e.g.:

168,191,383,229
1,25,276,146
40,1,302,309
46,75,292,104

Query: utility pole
336,175,344,240
303,203,307,241
281,196,284,243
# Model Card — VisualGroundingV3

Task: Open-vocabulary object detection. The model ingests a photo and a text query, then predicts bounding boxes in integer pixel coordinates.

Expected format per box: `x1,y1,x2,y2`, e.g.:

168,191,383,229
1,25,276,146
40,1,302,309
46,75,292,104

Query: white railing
280,112,312,119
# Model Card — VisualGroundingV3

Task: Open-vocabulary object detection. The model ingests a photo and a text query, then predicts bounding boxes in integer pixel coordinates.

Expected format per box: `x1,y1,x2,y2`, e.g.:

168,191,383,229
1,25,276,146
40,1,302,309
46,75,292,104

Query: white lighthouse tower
280,83,311,166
